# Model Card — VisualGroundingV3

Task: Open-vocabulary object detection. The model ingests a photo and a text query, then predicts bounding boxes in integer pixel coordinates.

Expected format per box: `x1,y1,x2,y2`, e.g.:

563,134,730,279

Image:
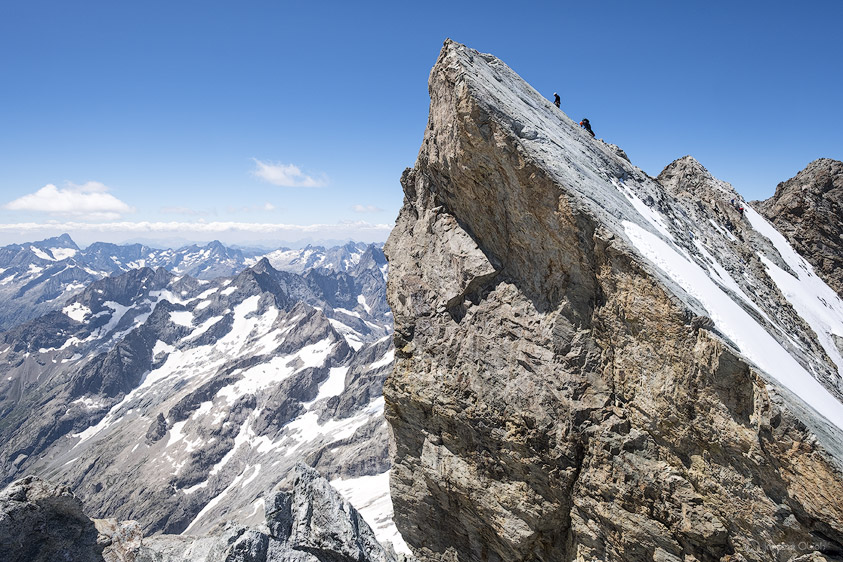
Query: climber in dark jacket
579,118,595,137
553,92,560,108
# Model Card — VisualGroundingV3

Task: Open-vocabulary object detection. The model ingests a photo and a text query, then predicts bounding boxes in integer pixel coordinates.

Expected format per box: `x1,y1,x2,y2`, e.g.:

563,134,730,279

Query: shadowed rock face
0,476,104,562
755,159,843,298
384,40,843,562
0,467,397,562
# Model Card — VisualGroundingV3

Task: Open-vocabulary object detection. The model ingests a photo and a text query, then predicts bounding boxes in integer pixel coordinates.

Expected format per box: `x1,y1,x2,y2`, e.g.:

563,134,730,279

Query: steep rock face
755,159,843,298
385,40,843,562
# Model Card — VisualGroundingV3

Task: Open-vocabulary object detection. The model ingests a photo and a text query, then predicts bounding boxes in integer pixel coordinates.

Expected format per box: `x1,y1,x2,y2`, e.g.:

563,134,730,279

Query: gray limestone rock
276,464,394,562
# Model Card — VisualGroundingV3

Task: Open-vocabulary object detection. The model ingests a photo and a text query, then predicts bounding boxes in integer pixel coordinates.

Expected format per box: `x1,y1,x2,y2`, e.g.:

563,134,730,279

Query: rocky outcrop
385,40,843,562
0,467,397,562
0,476,104,561
755,159,843,298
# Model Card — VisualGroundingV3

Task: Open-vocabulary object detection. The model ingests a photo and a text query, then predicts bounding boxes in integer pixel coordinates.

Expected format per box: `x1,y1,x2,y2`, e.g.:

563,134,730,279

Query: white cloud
352,204,383,213
224,202,278,214
67,181,110,193
160,206,207,216
0,220,394,247
3,182,132,220
0,220,392,235
251,159,327,188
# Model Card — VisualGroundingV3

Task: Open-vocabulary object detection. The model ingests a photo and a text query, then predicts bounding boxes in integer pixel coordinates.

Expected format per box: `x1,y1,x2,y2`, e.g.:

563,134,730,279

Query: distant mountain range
0,243,402,548
0,234,385,332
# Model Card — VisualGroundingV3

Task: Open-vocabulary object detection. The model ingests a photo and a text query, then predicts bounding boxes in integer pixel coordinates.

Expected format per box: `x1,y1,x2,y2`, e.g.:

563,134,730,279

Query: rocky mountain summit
0,466,398,562
755,158,843,298
385,39,843,562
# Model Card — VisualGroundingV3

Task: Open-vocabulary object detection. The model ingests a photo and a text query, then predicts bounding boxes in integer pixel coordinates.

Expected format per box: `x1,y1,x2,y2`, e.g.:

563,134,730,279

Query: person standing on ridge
579,118,595,137
553,93,560,108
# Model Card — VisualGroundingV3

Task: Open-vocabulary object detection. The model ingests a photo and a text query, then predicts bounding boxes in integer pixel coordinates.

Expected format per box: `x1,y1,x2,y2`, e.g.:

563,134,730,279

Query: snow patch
335,308,361,318
193,401,214,418
167,420,188,447
169,310,194,327
182,480,208,494
63,302,91,322
51,247,78,260
70,396,107,411
30,247,54,261
330,470,410,555
305,366,350,406
357,294,371,313
368,349,394,371
153,340,175,356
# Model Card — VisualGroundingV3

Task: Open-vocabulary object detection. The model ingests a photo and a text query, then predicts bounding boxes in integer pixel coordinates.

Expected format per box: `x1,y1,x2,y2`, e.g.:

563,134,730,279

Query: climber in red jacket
579,118,595,137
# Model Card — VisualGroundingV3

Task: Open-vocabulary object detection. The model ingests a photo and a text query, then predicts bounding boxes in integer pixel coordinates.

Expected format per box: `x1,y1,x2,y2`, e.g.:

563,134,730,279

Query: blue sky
1,1,840,247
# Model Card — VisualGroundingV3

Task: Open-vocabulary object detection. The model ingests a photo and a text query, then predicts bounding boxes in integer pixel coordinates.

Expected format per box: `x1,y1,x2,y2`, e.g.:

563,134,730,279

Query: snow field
169,310,194,327
63,302,91,322
745,207,843,376
624,221,843,430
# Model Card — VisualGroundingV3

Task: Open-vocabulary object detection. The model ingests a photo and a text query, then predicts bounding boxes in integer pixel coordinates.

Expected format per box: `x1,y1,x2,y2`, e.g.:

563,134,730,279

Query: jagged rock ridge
755,158,843,299
385,39,843,562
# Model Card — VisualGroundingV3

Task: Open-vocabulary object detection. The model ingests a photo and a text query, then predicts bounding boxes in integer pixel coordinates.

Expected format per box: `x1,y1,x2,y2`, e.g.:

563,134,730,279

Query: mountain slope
385,40,843,562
